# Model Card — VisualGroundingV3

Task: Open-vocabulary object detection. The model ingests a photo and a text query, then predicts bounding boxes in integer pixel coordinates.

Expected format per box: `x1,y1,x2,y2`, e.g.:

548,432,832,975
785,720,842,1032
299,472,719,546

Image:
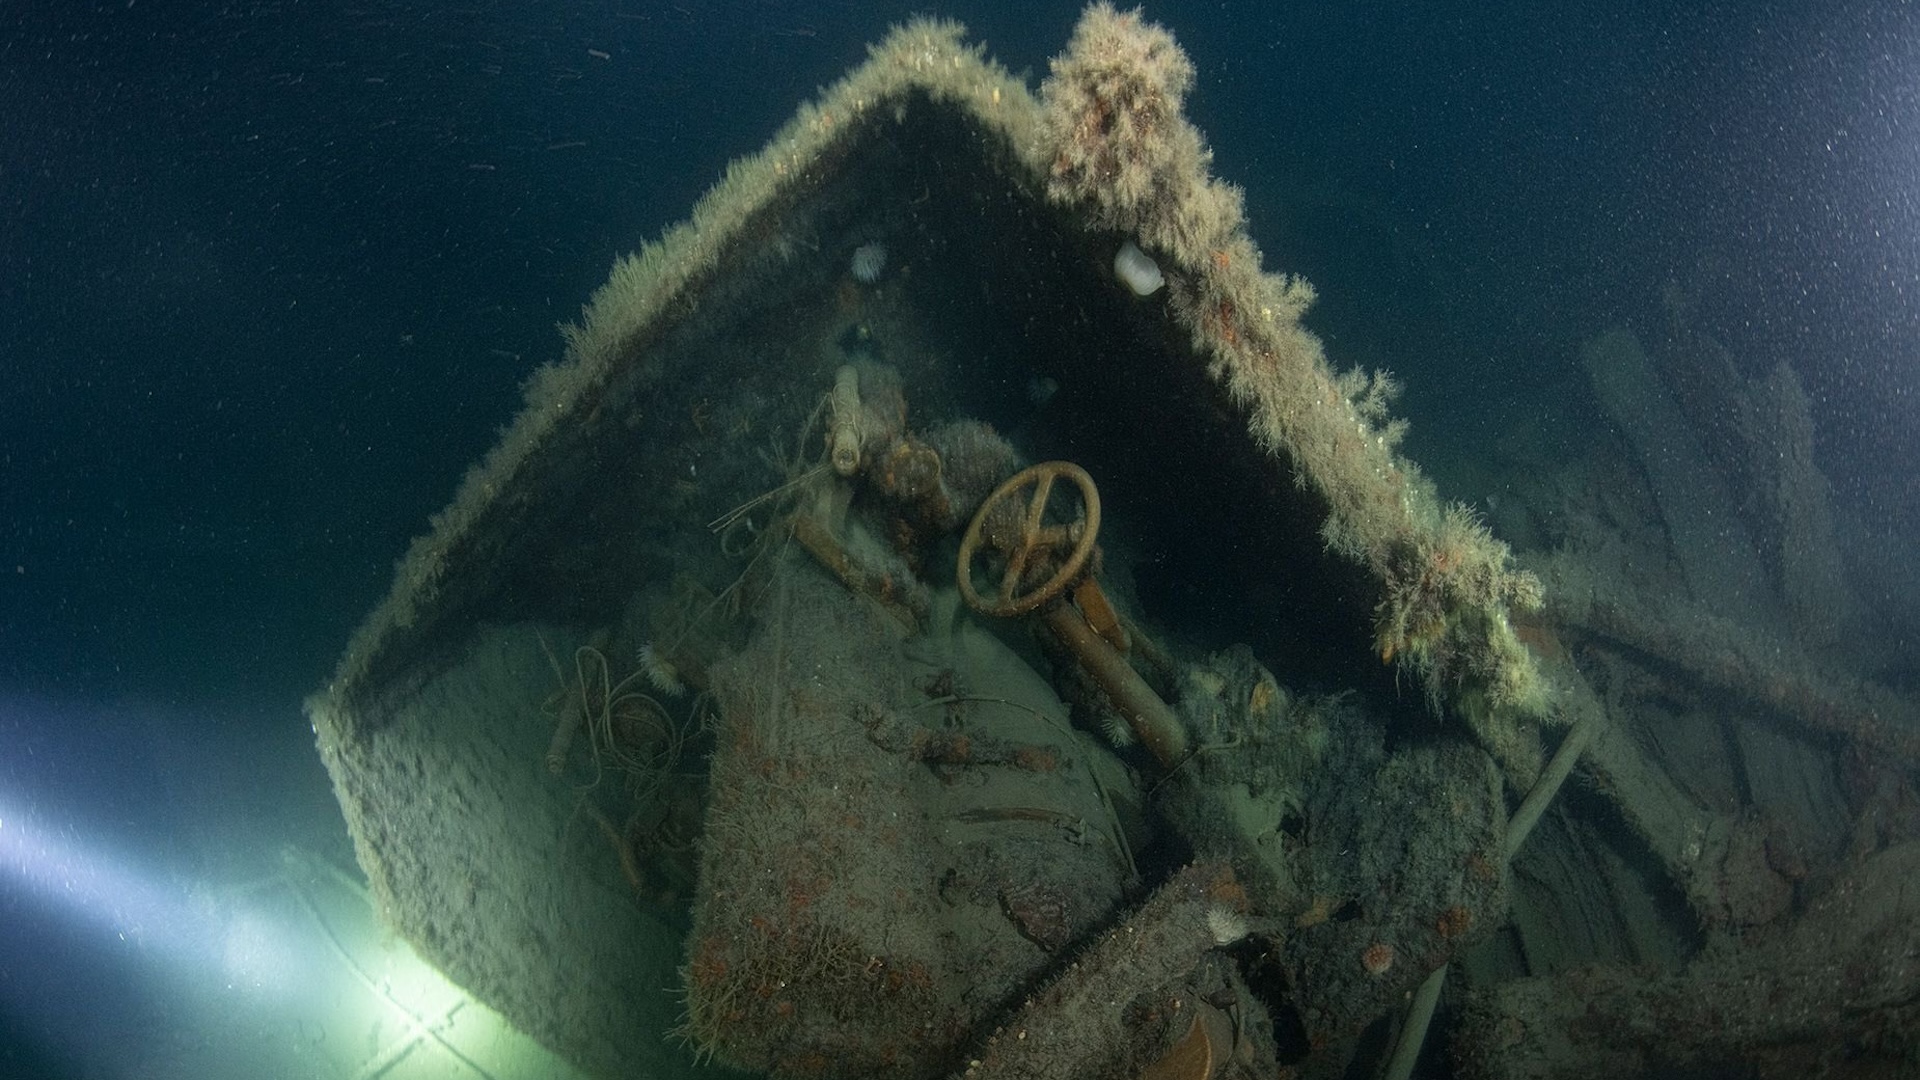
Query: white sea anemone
849,241,887,284
1206,905,1249,946
1113,239,1164,297
638,642,687,697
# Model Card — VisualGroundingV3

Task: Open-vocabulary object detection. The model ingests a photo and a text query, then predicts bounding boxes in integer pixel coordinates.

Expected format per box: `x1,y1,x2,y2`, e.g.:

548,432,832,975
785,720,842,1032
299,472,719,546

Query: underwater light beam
0,799,184,953
0,795,308,996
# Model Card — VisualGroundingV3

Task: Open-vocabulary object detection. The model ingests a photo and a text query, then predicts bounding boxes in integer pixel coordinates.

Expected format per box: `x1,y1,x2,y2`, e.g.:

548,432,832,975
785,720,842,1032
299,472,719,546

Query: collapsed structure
308,6,1920,1079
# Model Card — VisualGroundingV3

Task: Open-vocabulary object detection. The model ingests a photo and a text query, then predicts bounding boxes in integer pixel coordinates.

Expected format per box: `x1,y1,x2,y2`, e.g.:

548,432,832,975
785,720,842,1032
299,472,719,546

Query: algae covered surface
304,6,1920,1080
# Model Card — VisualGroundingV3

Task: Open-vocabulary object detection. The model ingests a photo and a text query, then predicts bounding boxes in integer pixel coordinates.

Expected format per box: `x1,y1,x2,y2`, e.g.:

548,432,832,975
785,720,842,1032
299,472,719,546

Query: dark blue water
3,2,1916,1077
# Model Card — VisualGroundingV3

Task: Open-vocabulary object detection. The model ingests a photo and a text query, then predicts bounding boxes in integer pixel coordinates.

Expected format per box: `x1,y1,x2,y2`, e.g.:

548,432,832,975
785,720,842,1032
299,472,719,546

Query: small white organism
1113,239,1164,296
849,241,888,284
1206,905,1249,946
638,642,687,697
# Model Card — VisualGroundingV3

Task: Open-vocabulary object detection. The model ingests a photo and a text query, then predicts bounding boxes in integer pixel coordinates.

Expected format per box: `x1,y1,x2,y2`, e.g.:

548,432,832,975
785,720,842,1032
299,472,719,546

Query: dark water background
2,1,1915,1076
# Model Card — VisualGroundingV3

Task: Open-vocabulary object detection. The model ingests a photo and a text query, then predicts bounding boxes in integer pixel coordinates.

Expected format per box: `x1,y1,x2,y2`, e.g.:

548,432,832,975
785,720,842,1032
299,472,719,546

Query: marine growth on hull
308,6,1920,1080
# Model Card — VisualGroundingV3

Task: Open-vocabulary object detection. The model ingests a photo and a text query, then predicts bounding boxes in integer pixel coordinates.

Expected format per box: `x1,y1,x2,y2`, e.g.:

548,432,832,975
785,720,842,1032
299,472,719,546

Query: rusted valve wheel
956,461,1102,617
